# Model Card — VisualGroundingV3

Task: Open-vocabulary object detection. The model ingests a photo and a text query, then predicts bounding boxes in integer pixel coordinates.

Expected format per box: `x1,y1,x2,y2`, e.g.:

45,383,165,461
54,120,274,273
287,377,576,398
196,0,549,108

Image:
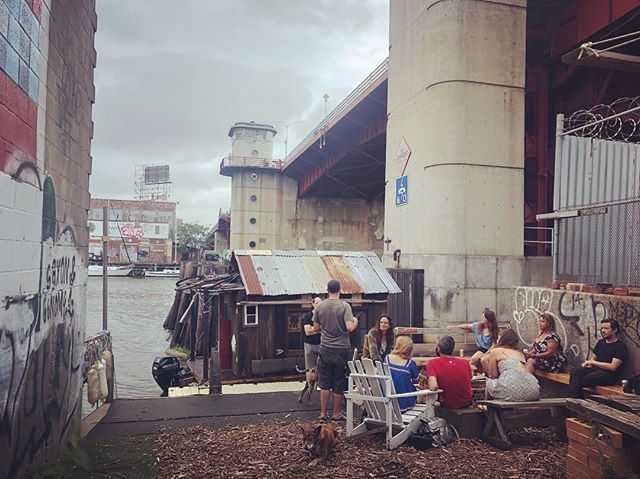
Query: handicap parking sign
395,176,408,206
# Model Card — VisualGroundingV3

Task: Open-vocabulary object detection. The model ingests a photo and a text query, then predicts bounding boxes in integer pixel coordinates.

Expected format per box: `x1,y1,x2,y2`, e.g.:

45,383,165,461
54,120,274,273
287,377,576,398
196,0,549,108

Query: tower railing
219,156,284,175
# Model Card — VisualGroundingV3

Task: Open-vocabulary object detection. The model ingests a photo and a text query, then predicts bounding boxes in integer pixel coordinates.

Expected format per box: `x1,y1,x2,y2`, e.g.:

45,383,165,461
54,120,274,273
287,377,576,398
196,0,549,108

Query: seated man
427,336,473,409
569,319,628,398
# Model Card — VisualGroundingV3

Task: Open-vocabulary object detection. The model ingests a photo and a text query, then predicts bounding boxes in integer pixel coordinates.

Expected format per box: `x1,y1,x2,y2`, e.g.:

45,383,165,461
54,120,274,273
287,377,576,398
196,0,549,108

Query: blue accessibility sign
395,175,408,206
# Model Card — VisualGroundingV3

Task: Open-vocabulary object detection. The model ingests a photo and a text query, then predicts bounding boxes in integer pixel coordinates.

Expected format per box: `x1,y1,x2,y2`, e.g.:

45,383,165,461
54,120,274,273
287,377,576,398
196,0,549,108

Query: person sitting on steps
447,307,498,373
569,318,628,399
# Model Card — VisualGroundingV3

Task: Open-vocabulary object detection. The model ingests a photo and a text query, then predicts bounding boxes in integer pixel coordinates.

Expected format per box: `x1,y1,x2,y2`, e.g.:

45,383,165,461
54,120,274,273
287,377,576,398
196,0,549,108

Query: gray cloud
90,0,389,225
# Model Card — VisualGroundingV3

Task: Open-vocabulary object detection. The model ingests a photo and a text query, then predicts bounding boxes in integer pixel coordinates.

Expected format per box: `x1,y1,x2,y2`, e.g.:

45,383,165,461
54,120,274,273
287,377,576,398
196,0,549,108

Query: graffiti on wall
0,164,85,478
513,287,640,370
1,1,94,477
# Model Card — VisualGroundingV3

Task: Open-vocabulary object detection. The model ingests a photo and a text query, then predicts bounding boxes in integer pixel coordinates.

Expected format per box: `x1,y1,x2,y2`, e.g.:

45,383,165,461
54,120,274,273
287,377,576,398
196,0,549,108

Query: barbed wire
565,96,640,143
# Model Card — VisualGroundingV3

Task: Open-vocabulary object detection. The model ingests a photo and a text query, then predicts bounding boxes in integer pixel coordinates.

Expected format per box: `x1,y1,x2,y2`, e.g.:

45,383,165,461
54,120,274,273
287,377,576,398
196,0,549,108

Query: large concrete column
384,0,527,324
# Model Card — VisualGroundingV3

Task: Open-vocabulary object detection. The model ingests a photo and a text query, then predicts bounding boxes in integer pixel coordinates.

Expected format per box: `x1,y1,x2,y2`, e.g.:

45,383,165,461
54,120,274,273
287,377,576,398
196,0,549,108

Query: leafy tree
177,222,210,253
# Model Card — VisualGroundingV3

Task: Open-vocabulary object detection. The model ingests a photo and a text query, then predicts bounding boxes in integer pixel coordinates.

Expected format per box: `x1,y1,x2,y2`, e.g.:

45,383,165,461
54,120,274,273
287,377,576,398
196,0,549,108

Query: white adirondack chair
344,358,441,449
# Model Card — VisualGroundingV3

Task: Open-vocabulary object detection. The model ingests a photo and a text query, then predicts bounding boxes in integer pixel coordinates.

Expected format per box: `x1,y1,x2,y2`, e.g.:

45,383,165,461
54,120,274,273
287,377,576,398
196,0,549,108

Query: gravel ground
155,422,566,479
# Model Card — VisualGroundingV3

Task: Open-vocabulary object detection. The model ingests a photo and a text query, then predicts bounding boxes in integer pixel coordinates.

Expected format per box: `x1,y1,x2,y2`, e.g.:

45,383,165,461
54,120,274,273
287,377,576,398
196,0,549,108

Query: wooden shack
217,250,401,378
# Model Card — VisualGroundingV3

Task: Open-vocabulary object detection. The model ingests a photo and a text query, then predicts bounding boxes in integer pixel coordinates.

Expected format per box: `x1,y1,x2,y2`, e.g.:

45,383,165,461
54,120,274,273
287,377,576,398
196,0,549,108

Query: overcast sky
90,1,389,225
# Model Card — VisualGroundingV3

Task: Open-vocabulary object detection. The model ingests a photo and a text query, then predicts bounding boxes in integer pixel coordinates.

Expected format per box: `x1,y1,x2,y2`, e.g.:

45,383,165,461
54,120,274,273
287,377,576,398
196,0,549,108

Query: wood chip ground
154,422,566,479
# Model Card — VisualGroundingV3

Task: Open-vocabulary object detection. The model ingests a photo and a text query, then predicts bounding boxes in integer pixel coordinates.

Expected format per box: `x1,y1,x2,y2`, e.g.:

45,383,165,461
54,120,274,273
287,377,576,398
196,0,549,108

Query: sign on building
395,137,411,164
395,176,408,206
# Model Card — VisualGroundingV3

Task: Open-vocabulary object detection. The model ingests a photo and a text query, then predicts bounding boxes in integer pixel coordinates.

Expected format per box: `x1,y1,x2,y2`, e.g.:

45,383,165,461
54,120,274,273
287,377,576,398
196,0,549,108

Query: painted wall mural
0,0,96,477
513,287,640,374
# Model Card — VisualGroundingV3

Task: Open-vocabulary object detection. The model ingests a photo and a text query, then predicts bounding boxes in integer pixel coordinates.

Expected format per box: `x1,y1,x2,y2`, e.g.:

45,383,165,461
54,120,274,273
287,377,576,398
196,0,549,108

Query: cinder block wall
0,1,96,477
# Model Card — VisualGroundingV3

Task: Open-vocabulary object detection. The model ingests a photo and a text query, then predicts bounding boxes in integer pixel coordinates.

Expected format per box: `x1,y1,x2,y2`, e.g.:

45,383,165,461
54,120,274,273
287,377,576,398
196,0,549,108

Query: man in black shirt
569,319,628,398
302,297,322,370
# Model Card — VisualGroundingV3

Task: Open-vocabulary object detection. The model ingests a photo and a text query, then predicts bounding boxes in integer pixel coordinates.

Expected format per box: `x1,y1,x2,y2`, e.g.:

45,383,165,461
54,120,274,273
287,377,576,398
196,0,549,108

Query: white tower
220,122,281,251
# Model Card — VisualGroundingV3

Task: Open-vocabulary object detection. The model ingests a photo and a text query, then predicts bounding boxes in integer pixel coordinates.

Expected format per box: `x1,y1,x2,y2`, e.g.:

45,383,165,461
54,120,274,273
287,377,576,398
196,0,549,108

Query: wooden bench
477,398,568,450
533,370,632,396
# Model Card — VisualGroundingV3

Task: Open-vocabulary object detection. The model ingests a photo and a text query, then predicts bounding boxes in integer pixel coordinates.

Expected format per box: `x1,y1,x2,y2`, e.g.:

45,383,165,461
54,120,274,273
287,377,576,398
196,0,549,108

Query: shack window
244,305,258,326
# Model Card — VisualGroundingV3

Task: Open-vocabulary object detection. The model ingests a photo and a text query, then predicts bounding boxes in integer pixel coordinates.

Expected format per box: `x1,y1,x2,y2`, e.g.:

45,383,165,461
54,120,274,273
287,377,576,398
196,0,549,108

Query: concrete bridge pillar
384,0,529,325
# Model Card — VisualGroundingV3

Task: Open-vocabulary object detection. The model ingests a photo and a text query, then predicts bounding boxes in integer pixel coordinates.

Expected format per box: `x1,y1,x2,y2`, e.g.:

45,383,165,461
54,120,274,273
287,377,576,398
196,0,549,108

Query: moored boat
88,265,135,277
146,269,180,278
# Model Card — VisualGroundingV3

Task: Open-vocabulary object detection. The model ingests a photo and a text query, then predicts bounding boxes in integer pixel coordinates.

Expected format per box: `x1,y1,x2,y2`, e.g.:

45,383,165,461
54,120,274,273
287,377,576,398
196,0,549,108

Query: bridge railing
284,57,389,165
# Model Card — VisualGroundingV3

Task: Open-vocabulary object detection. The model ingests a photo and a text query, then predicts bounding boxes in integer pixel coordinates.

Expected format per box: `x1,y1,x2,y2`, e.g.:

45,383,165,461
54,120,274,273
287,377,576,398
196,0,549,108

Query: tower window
250,218,257,225
249,241,256,248
250,195,257,202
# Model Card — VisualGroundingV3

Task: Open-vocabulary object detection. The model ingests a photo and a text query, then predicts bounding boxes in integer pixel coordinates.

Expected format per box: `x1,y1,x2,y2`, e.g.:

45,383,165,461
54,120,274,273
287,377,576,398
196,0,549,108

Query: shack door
387,269,424,342
219,297,232,370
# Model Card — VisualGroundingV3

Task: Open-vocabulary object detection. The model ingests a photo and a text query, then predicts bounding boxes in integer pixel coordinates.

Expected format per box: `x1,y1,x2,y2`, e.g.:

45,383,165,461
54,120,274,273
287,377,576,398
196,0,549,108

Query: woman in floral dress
525,313,567,373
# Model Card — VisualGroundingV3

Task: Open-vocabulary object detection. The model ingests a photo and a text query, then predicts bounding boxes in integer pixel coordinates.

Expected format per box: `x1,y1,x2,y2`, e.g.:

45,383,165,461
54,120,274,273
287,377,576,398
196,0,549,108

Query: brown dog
296,365,318,403
300,423,338,466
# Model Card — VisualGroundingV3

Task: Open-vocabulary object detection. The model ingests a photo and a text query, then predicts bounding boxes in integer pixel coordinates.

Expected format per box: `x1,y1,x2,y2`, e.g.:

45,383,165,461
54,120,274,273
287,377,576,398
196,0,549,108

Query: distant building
207,210,231,253
89,198,177,264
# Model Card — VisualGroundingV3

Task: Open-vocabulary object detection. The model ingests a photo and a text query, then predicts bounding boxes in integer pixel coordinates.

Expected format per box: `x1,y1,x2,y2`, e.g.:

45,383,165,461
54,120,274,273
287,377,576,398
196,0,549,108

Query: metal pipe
102,204,108,330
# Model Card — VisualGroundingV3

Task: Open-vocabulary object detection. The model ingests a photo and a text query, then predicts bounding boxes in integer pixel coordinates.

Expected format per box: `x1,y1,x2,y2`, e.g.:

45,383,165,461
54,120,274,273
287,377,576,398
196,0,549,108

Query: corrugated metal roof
366,255,402,293
344,256,389,294
232,250,400,296
321,256,362,294
300,256,334,293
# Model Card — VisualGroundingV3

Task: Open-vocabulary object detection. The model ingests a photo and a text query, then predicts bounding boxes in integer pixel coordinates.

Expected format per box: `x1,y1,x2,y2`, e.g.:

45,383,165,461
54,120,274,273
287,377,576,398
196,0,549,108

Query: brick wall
0,1,96,477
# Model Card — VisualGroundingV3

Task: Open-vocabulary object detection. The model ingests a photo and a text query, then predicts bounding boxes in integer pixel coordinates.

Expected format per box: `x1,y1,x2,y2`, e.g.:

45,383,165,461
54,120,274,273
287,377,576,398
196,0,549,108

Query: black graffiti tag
558,291,586,336
608,301,640,348
45,256,76,291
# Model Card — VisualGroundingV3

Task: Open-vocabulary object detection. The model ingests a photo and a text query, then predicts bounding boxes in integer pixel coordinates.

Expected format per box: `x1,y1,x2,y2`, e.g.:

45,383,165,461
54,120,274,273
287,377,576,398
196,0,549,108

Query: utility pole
173,202,179,264
102,202,109,330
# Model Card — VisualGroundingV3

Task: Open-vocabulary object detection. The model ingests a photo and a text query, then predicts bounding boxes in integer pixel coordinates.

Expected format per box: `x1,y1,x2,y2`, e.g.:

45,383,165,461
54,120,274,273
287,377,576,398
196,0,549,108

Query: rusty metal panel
236,255,263,295
321,256,362,294
344,256,388,294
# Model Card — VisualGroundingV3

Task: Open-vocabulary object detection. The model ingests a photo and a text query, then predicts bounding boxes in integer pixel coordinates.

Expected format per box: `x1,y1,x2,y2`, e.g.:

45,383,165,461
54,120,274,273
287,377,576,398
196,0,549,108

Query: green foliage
177,222,210,253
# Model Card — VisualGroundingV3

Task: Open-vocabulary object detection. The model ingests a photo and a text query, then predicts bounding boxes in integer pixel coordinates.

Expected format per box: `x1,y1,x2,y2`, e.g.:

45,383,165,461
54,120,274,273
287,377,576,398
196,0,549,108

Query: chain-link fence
555,200,640,286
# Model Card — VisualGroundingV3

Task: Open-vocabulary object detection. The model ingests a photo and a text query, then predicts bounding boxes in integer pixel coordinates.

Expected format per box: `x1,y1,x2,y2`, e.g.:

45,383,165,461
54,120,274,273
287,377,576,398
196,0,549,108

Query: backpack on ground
408,417,459,450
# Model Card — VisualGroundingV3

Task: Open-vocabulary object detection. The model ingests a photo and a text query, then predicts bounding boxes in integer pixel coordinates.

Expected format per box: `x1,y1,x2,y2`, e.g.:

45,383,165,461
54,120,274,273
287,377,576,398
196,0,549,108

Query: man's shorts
318,346,351,393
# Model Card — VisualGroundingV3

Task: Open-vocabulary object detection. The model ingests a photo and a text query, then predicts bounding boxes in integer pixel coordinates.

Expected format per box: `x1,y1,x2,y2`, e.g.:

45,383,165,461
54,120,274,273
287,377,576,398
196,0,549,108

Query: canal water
85,276,175,402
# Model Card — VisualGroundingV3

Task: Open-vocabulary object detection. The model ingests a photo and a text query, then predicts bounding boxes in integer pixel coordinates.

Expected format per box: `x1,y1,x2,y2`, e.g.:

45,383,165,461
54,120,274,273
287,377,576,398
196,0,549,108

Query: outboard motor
152,356,182,396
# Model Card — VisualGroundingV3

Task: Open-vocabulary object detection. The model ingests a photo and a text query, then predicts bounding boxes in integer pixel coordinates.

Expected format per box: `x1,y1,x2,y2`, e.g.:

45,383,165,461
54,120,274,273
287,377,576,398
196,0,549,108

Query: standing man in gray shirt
312,279,358,421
